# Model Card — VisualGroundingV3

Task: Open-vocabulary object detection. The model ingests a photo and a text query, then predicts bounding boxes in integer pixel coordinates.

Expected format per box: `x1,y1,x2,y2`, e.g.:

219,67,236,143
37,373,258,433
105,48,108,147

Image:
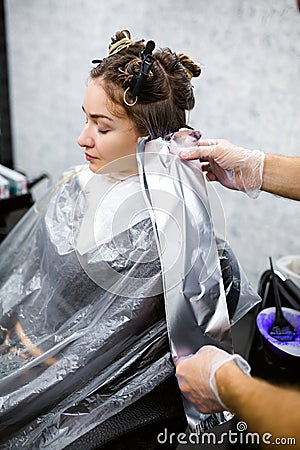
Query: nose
77,126,95,148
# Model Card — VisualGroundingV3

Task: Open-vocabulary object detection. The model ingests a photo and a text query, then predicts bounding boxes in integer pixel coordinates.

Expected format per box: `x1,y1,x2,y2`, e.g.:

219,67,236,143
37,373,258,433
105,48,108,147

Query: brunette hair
90,30,201,138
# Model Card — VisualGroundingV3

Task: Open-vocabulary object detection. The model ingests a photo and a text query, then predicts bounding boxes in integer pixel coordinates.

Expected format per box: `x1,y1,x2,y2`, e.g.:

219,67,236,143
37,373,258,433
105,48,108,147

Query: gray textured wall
5,0,300,287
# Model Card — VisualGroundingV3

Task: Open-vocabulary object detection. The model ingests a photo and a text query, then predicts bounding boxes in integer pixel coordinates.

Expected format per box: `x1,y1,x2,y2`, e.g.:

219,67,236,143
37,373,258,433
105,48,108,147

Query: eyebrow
81,105,113,121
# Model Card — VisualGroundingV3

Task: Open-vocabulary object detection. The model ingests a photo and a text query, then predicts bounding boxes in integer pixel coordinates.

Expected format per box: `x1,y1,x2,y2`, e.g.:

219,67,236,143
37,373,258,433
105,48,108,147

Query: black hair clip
91,59,103,65
131,40,155,97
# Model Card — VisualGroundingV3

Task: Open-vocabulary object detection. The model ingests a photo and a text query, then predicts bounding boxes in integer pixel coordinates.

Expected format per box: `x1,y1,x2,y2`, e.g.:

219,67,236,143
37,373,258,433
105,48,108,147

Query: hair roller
177,53,201,80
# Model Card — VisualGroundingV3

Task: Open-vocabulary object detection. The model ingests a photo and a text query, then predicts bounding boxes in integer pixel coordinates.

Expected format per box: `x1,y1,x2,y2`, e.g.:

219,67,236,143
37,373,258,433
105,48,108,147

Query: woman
0,30,202,447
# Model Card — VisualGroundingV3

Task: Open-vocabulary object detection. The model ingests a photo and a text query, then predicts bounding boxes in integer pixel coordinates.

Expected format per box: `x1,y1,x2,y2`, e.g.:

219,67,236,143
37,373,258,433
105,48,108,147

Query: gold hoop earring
123,87,138,107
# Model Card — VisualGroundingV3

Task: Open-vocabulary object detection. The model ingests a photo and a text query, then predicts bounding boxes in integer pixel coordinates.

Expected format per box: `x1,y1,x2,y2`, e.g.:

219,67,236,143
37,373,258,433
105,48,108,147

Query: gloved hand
177,134,265,199
175,345,251,413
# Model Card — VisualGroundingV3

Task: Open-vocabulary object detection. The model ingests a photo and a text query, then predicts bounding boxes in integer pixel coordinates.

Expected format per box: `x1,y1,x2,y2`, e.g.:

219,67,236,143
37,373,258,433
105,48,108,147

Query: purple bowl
256,307,300,358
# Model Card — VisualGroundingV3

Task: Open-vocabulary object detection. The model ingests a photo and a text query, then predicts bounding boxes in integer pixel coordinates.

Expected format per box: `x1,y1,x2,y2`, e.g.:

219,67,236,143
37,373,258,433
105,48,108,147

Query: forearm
216,362,300,447
261,154,300,201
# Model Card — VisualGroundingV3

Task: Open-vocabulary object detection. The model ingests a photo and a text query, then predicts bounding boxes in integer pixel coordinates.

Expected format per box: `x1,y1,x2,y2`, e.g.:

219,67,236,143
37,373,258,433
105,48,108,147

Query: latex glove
177,134,265,199
175,345,251,413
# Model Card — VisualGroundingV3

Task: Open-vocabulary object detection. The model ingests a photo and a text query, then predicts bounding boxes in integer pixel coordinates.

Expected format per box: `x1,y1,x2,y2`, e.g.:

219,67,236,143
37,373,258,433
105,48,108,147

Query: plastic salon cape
0,134,260,448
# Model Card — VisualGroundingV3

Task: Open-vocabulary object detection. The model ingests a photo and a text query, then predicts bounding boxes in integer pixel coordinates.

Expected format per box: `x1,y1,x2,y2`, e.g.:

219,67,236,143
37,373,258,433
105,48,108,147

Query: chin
88,161,103,173
88,165,98,173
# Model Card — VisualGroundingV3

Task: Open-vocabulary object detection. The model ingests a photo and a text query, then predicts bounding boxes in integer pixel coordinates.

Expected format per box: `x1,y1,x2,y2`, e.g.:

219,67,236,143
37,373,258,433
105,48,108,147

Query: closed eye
98,129,109,134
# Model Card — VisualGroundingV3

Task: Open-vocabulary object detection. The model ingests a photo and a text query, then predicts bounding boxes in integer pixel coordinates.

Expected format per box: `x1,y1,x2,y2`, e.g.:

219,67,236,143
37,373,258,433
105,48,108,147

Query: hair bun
177,53,201,80
109,30,145,57
111,30,131,45
108,30,132,56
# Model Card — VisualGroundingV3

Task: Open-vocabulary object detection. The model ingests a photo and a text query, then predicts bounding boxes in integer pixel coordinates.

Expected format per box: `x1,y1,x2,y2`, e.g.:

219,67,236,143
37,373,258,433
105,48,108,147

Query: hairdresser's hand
175,345,251,414
179,138,265,199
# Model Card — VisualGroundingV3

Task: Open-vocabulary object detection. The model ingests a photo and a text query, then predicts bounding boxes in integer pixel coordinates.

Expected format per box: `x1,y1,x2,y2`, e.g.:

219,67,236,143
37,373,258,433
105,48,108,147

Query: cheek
114,135,139,158
95,130,139,162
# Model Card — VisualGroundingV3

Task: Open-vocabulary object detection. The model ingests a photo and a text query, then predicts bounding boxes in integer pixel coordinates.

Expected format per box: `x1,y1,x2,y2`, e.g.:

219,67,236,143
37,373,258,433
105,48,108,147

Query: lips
85,152,96,161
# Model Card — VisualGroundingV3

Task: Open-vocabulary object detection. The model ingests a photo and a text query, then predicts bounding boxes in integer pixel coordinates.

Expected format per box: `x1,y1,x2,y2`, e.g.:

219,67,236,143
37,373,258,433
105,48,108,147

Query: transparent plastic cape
0,135,260,447
0,167,173,448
